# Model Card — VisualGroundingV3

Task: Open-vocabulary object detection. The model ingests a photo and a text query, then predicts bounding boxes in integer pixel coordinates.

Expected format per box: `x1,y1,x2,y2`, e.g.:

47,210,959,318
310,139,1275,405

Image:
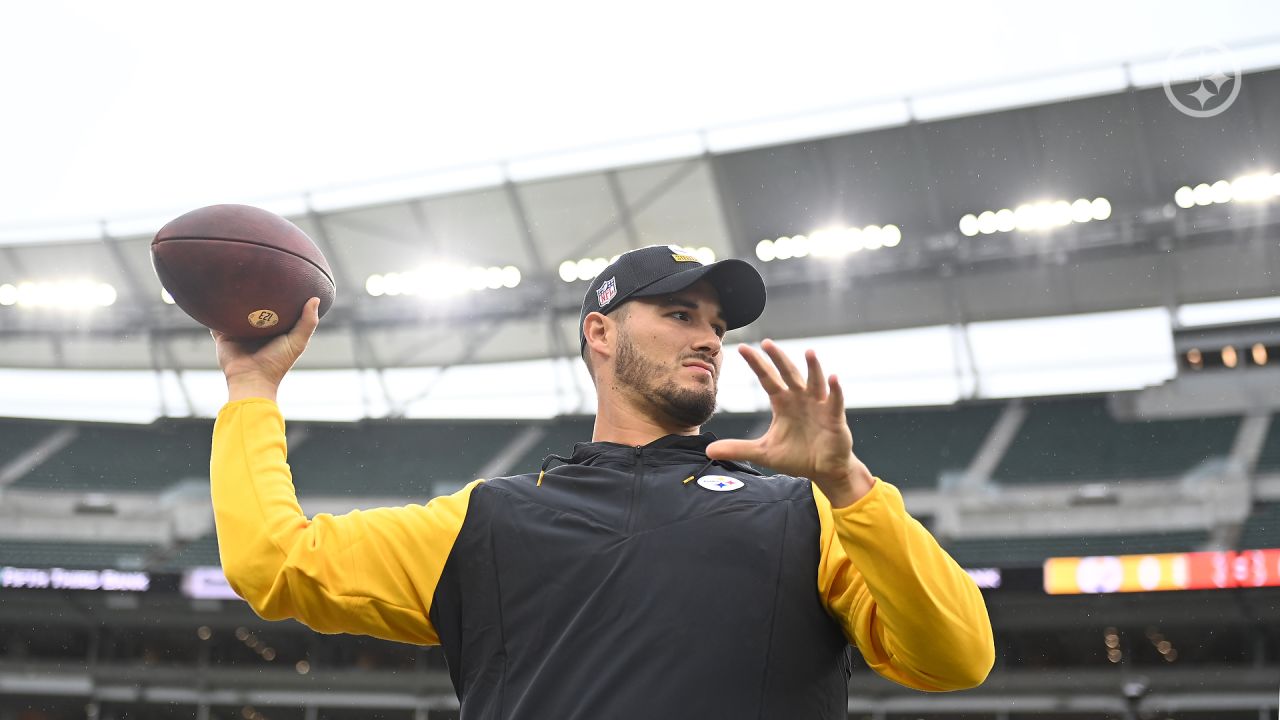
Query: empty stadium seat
506,416,597,478
993,397,1239,484
0,418,65,469
287,419,524,497
1239,502,1280,550
1251,417,1280,474
0,539,156,570
945,530,1209,568
155,535,221,570
13,420,212,492
849,403,1002,489
702,412,768,444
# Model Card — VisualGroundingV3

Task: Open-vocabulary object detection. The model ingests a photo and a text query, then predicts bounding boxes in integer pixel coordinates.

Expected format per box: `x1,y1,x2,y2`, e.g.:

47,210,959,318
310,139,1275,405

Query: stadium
2,6,1280,719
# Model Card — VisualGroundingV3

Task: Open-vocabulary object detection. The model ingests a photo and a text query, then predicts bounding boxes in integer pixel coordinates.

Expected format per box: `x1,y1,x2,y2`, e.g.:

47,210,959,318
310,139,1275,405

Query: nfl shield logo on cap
596,277,618,307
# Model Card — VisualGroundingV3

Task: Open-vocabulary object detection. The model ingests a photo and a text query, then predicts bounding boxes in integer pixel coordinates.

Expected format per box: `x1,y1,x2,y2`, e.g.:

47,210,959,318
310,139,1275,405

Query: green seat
0,418,65,467
945,531,1209,568
287,420,524,498
0,539,156,570
14,420,212,492
703,413,768,444
994,397,1238,484
156,535,222,570
1251,416,1280,473
847,404,1002,489
505,417,598,478
1239,502,1280,550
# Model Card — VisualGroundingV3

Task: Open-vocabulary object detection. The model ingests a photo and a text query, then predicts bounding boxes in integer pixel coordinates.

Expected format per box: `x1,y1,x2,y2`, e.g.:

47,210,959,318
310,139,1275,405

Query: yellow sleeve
814,479,994,691
210,398,478,645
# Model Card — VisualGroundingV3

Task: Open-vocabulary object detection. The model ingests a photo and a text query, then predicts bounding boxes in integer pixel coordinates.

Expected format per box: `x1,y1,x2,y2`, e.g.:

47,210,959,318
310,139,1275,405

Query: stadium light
693,246,716,264
1174,172,1280,209
1146,628,1178,663
1173,186,1194,209
1104,627,1122,663
557,260,579,283
556,246,714,283
754,239,776,262
754,224,901,263
1090,198,1111,220
958,197,1110,237
366,264,521,298
1181,342,1278,372
0,280,117,308
558,256,617,283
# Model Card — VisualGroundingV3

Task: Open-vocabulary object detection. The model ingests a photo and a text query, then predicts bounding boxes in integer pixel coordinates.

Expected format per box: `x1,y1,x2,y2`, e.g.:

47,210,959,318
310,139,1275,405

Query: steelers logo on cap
668,244,701,263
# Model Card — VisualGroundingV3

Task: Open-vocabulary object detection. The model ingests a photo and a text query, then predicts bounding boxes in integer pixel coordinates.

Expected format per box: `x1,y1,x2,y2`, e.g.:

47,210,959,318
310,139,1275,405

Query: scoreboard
1044,548,1280,594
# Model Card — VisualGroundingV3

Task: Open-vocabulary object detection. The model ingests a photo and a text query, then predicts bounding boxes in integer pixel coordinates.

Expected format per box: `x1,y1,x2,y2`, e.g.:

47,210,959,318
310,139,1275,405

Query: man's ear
583,311,613,361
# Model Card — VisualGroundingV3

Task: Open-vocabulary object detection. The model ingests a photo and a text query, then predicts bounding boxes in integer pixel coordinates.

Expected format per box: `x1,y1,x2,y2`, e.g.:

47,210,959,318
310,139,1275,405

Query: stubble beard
614,326,717,428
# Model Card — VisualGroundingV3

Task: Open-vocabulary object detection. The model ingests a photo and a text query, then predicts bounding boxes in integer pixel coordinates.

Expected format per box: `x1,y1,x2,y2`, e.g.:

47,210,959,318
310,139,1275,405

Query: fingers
760,339,806,390
740,340,823,396
705,437,763,464
288,297,321,344
284,297,320,355
805,350,828,400
741,340,840,408
738,344,786,395
827,374,846,419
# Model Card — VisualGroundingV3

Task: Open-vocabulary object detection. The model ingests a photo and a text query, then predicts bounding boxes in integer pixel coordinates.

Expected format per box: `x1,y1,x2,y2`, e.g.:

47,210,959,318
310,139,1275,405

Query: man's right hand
213,297,321,402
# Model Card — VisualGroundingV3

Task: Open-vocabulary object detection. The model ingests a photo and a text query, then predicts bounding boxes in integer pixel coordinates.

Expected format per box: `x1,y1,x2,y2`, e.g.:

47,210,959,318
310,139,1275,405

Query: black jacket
431,433,851,719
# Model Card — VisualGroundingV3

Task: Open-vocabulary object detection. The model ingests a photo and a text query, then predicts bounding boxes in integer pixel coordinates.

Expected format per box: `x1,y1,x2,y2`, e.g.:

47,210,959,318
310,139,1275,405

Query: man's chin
661,390,717,428
674,377,716,403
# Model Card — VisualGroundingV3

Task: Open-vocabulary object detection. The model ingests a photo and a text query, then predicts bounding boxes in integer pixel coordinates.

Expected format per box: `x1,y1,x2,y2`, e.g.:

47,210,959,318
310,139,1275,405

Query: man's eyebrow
660,296,726,324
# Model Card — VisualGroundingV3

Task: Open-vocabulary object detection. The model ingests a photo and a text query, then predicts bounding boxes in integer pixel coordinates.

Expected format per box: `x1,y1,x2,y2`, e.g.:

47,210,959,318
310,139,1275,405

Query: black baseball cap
578,245,766,350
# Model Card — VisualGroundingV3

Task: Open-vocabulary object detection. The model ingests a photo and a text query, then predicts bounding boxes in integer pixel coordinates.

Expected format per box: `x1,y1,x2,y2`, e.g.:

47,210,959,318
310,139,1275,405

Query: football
150,204,336,338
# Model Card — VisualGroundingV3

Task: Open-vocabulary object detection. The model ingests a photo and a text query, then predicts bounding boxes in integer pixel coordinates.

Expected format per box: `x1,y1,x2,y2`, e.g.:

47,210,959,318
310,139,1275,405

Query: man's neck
591,385,700,446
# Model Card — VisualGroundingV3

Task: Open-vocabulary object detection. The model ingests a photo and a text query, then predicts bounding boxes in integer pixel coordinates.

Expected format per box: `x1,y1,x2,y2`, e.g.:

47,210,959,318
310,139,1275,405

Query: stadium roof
2,66,1278,370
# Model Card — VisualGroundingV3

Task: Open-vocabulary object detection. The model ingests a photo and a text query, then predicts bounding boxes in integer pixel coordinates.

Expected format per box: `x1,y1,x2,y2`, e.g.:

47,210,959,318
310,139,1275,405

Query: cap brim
629,258,766,331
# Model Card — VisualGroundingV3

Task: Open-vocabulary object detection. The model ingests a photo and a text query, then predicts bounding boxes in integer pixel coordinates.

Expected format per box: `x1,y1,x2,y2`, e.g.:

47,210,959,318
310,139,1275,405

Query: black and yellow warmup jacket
211,399,994,719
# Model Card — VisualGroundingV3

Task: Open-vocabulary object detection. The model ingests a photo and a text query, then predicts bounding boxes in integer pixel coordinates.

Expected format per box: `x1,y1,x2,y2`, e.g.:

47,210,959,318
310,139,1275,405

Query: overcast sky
2,0,1278,234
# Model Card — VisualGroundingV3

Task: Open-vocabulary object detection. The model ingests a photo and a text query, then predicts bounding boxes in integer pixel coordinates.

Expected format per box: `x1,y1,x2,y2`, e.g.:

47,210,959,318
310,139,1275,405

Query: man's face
610,279,726,428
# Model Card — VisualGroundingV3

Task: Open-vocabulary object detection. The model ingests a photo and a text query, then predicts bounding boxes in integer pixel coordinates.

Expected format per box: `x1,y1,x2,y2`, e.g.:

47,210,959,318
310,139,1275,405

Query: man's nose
694,326,722,355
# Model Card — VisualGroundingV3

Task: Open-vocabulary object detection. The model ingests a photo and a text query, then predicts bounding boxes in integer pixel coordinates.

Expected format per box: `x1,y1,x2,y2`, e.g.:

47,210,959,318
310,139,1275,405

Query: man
210,245,993,719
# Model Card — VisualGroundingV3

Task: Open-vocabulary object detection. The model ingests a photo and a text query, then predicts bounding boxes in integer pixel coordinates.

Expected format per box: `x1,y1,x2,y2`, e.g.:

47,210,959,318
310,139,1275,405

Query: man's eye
714,326,726,338
671,312,690,321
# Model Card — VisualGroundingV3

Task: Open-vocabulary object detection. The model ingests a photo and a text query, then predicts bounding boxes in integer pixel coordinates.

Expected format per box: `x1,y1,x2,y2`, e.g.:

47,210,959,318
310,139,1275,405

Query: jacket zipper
624,446,643,534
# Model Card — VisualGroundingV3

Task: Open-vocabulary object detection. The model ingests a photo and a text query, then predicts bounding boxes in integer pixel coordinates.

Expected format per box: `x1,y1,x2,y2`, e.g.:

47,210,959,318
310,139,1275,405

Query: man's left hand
706,339,875,508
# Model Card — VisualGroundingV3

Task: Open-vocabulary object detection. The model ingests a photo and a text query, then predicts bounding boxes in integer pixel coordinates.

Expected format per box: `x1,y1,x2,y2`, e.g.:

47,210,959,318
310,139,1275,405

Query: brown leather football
151,204,336,338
